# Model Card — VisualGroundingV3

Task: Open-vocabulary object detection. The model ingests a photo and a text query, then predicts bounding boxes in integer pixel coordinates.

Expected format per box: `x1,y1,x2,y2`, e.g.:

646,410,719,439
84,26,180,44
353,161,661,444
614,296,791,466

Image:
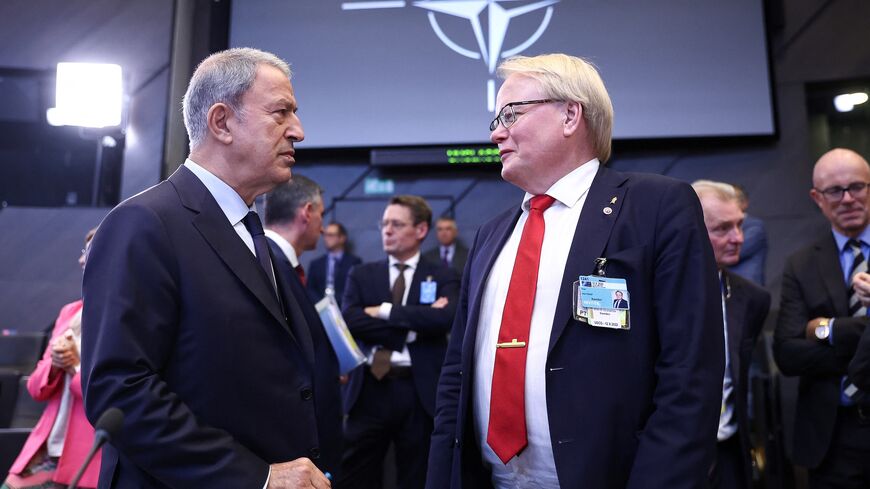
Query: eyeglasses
489,99,556,131
378,219,413,231
814,182,870,202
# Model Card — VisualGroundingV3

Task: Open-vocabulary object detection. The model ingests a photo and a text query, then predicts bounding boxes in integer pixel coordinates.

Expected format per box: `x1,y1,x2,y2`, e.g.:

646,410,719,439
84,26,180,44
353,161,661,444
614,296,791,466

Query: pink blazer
9,300,101,487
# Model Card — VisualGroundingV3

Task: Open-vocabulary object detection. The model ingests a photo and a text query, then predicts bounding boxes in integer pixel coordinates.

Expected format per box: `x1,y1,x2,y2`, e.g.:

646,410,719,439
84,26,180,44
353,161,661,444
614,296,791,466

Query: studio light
46,62,123,128
833,92,869,113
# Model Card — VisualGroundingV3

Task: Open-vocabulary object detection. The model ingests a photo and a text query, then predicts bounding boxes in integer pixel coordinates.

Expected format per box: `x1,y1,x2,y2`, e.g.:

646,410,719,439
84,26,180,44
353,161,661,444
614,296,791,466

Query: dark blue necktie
242,211,277,295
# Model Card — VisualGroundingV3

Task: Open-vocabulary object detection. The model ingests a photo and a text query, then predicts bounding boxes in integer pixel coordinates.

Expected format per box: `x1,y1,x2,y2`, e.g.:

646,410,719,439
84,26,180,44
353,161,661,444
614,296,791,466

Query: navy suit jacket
722,270,770,487
774,233,869,467
849,325,870,392
426,166,724,489
306,251,362,306
423,243,469,275
341,258,460,416
81,166,342,488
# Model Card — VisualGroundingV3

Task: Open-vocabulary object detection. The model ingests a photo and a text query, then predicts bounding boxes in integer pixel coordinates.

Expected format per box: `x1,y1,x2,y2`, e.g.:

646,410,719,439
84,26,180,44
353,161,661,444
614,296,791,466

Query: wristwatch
815,318,831,341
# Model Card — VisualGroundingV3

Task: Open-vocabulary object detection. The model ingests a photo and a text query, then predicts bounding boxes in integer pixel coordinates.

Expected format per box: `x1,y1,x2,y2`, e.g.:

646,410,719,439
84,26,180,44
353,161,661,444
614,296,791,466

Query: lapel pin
610,196,617,204
603,207,613,215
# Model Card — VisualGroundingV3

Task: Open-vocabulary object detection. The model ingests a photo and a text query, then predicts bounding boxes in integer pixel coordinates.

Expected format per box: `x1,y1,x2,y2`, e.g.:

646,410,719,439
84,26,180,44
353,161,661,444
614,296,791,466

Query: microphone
68,407,124,489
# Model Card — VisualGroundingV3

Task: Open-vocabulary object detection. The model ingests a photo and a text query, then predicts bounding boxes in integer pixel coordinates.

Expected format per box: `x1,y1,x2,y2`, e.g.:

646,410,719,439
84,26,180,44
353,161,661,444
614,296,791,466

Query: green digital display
370,146,501,166
445,147,501,164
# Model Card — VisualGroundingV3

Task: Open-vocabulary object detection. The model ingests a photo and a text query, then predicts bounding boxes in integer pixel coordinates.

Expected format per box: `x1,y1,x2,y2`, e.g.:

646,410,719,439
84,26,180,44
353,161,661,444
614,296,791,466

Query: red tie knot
530,194,556,212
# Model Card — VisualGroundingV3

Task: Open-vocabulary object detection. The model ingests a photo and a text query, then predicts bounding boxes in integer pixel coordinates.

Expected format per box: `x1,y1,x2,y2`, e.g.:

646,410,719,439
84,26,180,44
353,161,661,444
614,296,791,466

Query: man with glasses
427,54,723,489
306,222,361,307
338,195,460,489
774,147,870,488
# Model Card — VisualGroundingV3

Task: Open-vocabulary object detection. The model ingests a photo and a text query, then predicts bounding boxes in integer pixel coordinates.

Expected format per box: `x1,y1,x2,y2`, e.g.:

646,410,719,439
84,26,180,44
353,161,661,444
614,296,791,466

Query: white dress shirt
375,252,420,366
473,159,599,489
264,230,300,267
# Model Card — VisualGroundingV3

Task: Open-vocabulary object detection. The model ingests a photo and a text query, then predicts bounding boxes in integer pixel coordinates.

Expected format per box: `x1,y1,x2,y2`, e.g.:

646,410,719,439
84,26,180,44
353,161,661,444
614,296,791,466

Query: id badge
576,275,630,330
420,277,437,304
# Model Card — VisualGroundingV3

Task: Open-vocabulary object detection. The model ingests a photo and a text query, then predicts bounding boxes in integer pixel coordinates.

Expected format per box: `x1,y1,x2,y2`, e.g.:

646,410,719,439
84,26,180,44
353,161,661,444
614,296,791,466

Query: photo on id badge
574,275,630,330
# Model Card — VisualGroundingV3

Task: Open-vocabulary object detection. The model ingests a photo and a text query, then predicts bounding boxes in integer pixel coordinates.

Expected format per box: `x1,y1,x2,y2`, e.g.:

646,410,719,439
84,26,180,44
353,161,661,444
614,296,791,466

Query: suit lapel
815,235,849,316
268,239,316,367
462,209,522,368
549,166,628,353
169,166,288,329
724,271,745,379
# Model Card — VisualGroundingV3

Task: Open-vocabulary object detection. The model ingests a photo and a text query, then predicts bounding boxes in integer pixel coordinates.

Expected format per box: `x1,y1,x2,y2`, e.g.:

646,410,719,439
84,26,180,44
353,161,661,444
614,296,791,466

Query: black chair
10,376,45,429
0,428,31,475
0,371,22,429
0,334,46,373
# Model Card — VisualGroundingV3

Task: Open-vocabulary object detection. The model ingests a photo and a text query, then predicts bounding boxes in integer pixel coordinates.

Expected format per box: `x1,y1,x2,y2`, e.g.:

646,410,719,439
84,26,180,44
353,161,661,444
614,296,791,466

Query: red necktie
487,194,556,464
295,264,307,286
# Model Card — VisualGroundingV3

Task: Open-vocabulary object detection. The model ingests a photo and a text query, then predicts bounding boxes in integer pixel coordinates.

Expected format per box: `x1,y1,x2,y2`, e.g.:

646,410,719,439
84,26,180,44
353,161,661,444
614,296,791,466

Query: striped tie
847,239,867,317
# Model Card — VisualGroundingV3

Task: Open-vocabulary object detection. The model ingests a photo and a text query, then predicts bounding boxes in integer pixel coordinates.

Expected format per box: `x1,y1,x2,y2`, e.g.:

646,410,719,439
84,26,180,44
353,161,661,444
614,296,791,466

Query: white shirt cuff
378,302,392,320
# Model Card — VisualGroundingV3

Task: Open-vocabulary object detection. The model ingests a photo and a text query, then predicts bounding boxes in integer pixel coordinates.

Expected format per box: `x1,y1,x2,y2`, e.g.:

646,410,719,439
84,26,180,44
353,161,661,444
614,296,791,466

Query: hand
364,306,380,318
50,334,80,373
852,272,870,306
430,297,449,309
805,317,829,340
267,458,331,489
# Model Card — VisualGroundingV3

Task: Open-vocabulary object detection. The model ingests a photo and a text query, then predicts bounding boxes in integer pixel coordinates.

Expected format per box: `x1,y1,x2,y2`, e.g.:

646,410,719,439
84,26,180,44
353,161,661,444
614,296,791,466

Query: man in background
339,195,459,489
774,148,870,488
264,174,324,286
727,185,768,285
307,222,361,306
694,180,770,489
423,217,468,274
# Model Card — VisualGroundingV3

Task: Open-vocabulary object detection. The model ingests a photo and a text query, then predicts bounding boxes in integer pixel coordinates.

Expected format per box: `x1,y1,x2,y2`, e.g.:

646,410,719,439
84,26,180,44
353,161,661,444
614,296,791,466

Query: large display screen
230,0,775,148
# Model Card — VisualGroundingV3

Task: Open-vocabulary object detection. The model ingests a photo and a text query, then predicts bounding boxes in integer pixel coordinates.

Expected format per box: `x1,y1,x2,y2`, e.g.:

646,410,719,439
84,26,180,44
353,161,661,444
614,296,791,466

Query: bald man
774,148,870,488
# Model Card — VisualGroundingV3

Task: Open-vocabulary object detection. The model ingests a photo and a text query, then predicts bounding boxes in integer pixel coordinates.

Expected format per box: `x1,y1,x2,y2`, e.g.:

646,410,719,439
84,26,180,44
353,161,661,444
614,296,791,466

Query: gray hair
498,53,614,162
182,47,291,150
691,179,738,202
265,174,323,226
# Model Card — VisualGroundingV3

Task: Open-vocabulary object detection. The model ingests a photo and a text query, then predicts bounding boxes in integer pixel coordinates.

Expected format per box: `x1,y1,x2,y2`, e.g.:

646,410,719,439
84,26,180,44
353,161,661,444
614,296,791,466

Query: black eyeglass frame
489,98,557,131
814,181,870,202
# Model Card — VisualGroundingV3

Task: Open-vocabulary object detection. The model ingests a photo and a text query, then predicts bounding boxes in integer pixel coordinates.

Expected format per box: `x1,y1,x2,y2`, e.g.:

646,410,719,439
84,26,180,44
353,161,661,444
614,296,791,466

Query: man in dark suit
339,195,460,489
612,290,629,309
426,53,723,489
264,174,324,286
81,48,340,489
307,222,361,306
774,148,870,488
694,180,771,489
423,217,469,274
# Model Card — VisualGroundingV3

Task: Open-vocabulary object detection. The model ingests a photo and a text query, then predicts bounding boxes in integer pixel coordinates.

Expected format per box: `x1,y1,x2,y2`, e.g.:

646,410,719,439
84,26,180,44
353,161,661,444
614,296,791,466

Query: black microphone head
94,407,124,443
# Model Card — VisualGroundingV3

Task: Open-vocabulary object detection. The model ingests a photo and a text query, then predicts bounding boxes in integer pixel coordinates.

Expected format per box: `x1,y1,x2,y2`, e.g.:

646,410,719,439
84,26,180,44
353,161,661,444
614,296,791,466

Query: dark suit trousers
338,369,432,489
708,434,748,489
808,406,870,489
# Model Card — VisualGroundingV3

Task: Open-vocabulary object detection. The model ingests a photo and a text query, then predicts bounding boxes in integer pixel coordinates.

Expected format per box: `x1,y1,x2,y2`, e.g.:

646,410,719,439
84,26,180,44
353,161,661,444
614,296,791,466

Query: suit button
301,387,313,401
454,438,460,448
309,447,321,459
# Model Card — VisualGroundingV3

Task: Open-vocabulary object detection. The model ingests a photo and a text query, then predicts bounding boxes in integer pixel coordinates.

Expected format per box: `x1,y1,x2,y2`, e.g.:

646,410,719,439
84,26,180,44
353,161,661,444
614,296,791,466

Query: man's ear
563,101,582,137
809,188,824,210
206,103,233,145
300,202,313,224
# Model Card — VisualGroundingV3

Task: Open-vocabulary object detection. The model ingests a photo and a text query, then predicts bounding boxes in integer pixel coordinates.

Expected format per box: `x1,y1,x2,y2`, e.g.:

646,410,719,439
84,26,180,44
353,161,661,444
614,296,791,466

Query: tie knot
530,194,556,212
242,211,265,237
395,263,409,272
848,239,863,252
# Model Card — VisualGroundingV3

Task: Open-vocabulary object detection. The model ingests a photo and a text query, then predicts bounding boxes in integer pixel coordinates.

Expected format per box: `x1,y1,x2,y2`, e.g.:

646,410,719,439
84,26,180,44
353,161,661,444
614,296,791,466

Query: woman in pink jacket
2,229,100,489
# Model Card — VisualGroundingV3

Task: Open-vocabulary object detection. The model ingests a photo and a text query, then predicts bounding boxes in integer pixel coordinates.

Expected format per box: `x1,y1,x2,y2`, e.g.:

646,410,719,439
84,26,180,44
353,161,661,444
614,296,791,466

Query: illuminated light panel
47,62,123,128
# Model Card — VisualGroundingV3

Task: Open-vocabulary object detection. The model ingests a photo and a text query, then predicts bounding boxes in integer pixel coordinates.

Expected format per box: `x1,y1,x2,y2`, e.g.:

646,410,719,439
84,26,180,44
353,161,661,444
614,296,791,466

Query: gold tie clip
496,338,527,349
